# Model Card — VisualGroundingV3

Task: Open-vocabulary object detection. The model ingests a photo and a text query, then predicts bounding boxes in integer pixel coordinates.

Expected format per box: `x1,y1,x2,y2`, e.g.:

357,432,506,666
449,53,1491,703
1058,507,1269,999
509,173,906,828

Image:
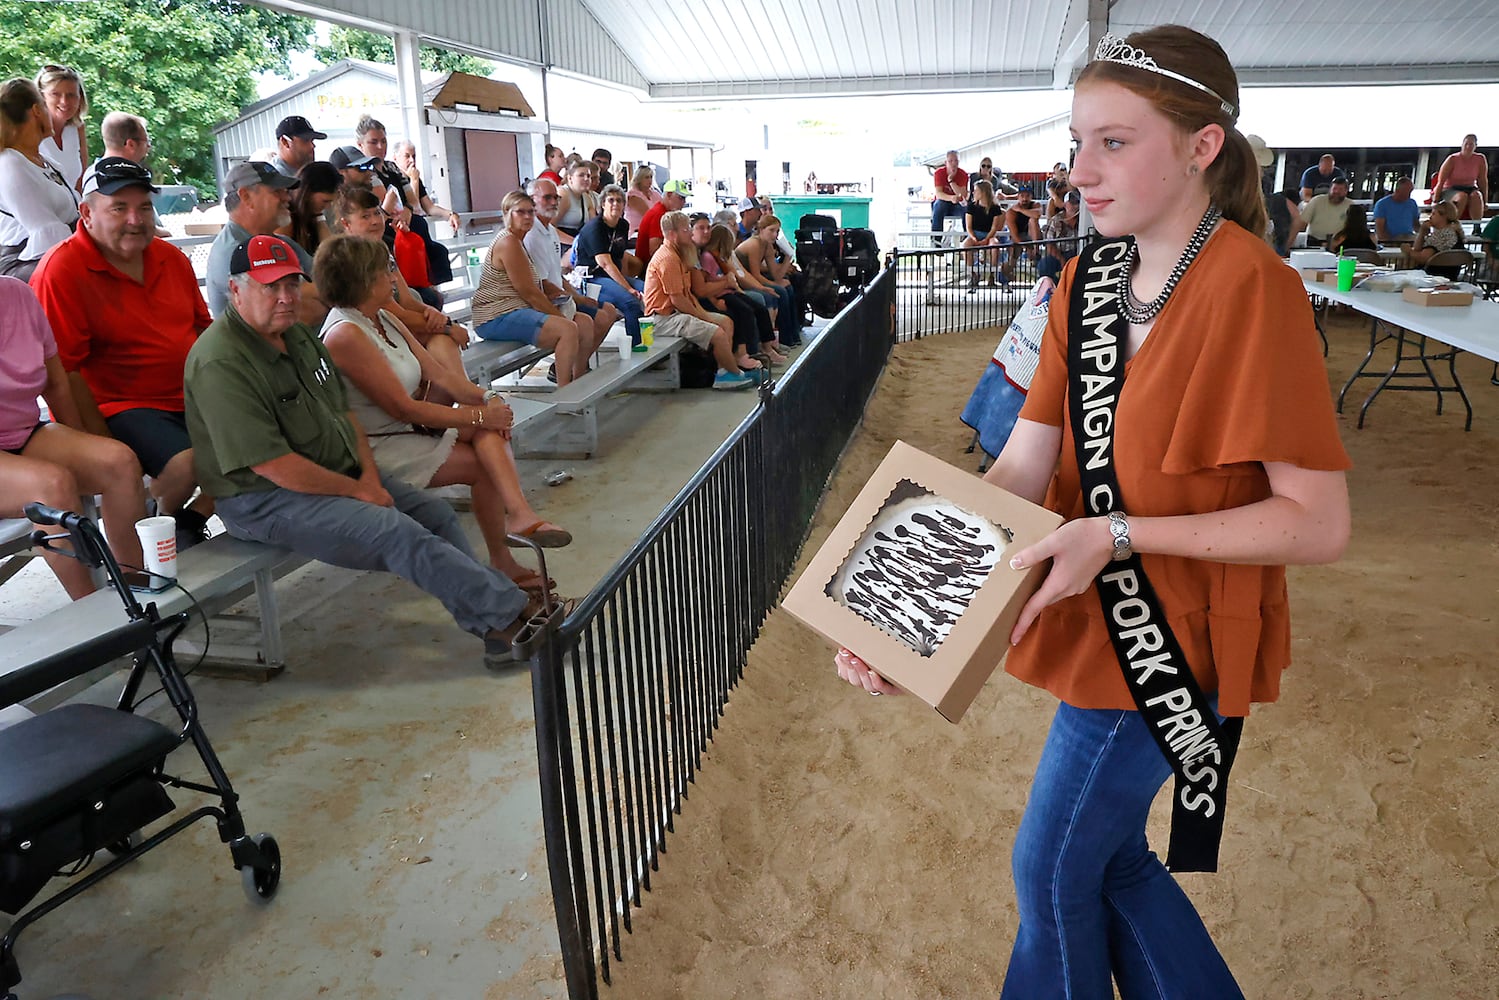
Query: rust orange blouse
1008,221,1351,717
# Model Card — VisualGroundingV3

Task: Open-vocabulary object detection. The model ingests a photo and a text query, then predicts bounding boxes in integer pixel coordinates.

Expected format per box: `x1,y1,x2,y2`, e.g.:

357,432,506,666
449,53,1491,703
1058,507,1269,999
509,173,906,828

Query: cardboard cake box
1401,286,1474,307
781,441,1062,723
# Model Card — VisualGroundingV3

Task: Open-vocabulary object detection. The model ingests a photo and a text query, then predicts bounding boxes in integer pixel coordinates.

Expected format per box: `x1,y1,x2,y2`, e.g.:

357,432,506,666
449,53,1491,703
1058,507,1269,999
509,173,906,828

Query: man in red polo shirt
31,157,216,549
635,178,689,265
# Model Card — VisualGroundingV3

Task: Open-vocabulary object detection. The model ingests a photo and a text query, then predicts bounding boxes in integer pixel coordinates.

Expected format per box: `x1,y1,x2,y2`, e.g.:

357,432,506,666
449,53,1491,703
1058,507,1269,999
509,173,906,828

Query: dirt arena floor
607,310,1499,999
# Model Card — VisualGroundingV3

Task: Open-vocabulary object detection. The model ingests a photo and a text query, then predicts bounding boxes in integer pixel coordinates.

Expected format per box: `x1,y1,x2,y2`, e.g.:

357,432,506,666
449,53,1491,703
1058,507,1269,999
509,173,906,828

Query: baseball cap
229,234,307,284
736,196,759,213
1246,134,1274,169
225,160,299,195
663,179,690,197
275,115,327,141
329,145,378,171
81,156,158,197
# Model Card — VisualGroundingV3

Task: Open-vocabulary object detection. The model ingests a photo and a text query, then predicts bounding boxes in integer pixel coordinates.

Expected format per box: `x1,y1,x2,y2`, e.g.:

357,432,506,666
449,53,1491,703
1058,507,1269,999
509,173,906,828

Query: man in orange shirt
642,211,754,391
32,157,216,548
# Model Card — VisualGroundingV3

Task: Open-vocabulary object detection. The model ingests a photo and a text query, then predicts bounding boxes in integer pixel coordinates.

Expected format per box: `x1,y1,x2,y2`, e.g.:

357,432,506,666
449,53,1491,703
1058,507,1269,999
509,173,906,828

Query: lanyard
1066,237,1243,873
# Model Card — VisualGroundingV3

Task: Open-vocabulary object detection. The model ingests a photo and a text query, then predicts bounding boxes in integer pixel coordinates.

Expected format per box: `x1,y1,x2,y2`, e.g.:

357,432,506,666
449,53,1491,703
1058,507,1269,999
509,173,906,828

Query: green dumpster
760,193,871,230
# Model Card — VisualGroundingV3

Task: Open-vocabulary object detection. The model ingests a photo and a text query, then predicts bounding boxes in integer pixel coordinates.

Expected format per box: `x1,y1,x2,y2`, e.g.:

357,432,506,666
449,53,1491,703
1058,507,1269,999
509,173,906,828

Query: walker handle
23,501,78,529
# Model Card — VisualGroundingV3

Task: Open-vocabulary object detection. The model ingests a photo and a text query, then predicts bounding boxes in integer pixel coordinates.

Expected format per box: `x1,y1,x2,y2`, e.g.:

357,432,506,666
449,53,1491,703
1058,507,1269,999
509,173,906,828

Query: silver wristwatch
1107,511,1132,562
483,389,502,402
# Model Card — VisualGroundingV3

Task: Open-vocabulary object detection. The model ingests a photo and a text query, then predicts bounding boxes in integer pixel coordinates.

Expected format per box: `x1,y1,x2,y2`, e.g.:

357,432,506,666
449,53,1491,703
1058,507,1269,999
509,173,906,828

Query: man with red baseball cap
184,235,547,668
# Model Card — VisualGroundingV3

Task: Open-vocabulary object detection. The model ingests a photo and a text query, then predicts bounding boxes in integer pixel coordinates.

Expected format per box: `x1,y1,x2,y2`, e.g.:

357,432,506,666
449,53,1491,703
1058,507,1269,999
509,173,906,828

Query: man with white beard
205,161,325,326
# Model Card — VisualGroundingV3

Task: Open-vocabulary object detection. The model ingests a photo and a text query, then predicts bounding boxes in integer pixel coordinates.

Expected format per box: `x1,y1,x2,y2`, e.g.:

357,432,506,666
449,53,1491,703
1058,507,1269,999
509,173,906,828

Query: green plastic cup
1336,256,1356,292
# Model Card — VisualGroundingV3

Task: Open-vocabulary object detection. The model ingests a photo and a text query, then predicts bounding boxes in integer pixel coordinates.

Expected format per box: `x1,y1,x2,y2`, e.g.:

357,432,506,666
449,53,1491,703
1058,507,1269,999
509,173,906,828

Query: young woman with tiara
835,25,1351,997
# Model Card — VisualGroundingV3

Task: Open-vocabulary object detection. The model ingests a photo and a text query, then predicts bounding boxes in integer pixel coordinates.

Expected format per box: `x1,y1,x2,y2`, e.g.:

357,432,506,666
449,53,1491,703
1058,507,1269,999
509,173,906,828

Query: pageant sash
1066,238,1242,873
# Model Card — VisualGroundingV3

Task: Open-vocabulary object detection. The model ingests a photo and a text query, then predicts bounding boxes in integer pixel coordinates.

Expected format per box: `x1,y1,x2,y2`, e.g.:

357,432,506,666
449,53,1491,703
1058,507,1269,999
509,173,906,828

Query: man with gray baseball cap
206,160,324,325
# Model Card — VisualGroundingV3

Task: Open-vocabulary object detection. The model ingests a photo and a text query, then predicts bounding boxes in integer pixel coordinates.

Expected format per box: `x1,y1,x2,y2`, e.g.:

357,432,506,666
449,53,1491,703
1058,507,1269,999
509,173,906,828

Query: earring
1189,164,1200,177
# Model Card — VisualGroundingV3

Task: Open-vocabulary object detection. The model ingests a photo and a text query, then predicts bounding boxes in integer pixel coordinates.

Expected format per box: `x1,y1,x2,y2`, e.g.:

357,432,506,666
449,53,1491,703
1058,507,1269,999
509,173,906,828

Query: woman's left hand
1006,516,1115,646
421,306,448,334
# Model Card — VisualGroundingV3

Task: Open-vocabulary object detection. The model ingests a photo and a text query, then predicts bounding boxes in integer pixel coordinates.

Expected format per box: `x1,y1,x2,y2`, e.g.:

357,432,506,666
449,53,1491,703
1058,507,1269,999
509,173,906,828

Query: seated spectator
734,196,761,239
269,115,324,179
1300,154,1347,201
1291,179,1351,249
1432,134,1488,222
329,143,379,191
471,191,589,385
1004,186,1042,246
1327,202,1377,255
1408,201,1467,269
355,116,453,290
643,210,754,391
207,160,326,326
591,149,615,190
184,235,549,668
393,139,462,234
737,214,804,347
0,78,80,280
334,186,469,375
967,158,1017,200
636,179,688,263
554,160,599,251
1372,176,1421,245
575,184,646,345
962,179,1006,292
35,64,88,194
624,165,660,235
31,157,215,549
314,235,569,595
526,177,617,363
704,222,785,360
279,160,340,256
1044,162,1072,219
538,144,566,186
1045,189,1081,264
0,275,147,598
930,149,967,237
686,212,769,372
88,112,170,237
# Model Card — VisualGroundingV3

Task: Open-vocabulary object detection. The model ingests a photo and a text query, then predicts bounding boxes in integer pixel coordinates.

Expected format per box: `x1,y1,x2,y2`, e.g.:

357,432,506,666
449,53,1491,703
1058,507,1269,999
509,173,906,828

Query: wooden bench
508,337,685,457
0,535,309,712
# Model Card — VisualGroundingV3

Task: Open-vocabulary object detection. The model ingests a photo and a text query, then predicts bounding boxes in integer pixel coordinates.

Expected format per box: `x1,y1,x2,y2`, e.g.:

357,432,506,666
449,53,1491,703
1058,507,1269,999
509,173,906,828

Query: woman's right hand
483,397,514,434
834,648,900,696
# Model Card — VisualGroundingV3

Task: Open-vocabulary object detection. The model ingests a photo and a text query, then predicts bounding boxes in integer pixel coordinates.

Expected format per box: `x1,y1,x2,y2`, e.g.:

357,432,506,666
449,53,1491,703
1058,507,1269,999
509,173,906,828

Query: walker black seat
0,618,155,710
0,704,179,843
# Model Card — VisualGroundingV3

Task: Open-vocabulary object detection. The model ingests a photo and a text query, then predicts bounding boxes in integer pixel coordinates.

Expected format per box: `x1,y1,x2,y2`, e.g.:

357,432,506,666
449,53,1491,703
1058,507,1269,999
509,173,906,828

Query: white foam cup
135,515,178,582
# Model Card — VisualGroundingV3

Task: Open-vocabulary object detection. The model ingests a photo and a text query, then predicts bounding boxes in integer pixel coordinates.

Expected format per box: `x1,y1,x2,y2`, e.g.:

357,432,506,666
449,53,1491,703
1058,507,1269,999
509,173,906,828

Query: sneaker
546,363,558,384
967,272,979,294
712,370,756,391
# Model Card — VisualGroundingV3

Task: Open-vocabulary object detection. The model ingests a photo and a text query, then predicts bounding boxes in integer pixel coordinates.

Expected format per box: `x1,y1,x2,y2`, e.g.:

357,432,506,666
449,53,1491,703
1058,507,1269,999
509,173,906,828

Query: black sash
1066,238,1242,873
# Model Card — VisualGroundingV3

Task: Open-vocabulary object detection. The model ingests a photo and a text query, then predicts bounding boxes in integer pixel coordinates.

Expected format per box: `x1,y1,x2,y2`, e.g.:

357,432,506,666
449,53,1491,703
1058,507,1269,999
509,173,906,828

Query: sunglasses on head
94,160,153,183
688,212,710,223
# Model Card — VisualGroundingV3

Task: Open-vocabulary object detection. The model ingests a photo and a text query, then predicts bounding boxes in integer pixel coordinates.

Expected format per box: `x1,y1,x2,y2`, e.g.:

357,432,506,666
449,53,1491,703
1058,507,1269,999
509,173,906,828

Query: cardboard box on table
781,441,1062,723
1401,286,1475,307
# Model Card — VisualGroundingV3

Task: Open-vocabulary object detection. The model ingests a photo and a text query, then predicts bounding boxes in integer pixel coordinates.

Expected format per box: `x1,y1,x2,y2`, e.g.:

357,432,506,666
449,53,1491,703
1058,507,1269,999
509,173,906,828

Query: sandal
506,520,573,548
509,569,558,596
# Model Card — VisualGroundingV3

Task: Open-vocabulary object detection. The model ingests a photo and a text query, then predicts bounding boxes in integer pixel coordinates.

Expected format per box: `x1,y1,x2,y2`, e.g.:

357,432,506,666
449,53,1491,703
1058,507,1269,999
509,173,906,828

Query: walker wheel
106,831,141,857
240,833,281,903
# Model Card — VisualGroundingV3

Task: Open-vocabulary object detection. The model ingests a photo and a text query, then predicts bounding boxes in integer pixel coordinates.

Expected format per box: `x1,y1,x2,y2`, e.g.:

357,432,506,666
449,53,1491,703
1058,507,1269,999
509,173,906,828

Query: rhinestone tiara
1092,33,1236,120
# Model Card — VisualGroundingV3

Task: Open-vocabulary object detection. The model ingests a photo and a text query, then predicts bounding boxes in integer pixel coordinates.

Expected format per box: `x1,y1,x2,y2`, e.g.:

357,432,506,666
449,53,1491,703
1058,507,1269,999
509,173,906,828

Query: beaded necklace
1118,204,1221,325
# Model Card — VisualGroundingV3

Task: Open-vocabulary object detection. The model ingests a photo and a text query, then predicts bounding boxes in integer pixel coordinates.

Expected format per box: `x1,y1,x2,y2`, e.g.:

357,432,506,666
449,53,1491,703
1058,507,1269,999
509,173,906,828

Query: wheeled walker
0,503,280,999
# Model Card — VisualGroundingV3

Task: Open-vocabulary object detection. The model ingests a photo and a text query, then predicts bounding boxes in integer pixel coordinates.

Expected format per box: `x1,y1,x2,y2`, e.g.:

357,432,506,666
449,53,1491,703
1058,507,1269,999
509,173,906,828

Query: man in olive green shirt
184,235,539,668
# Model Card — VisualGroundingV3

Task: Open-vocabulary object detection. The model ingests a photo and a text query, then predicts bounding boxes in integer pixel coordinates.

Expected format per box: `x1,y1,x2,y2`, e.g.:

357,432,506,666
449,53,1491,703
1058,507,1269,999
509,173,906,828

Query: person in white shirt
34,64,88,194
0,78,80,279
524,177,615,361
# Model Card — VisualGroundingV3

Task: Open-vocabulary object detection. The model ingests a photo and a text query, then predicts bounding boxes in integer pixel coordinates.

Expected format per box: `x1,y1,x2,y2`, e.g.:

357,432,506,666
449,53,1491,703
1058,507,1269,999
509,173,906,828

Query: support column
393,31,426,172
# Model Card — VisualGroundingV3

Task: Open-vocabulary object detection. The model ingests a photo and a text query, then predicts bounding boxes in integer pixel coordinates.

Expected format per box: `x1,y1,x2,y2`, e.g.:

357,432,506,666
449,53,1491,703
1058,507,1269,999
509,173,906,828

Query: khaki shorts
650,311,719,350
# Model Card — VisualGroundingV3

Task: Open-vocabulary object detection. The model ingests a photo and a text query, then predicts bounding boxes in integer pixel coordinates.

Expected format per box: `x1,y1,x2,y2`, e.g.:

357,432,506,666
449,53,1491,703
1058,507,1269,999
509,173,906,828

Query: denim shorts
475,308,548,345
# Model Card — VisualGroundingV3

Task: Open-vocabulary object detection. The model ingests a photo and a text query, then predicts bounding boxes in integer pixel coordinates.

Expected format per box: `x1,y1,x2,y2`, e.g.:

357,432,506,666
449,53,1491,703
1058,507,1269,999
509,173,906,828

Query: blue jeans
1003,702,1244,1000
216,475,527,639
593,274,645,344
931,198,966,232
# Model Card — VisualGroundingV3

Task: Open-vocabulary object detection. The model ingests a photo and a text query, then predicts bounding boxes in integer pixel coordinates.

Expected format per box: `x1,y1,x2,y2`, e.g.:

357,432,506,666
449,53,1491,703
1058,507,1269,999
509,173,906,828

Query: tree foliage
314,26,492,77
0,0,313,197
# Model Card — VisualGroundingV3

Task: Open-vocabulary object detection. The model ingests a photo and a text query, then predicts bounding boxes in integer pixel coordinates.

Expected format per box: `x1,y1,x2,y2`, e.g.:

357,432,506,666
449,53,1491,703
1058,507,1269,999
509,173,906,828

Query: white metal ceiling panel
256,0,1499,96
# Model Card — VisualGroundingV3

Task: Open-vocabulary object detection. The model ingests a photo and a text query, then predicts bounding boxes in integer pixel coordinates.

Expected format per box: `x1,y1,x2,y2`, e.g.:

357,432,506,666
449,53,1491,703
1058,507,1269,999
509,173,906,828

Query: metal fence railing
891,236,1085,342
528,265,898,999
